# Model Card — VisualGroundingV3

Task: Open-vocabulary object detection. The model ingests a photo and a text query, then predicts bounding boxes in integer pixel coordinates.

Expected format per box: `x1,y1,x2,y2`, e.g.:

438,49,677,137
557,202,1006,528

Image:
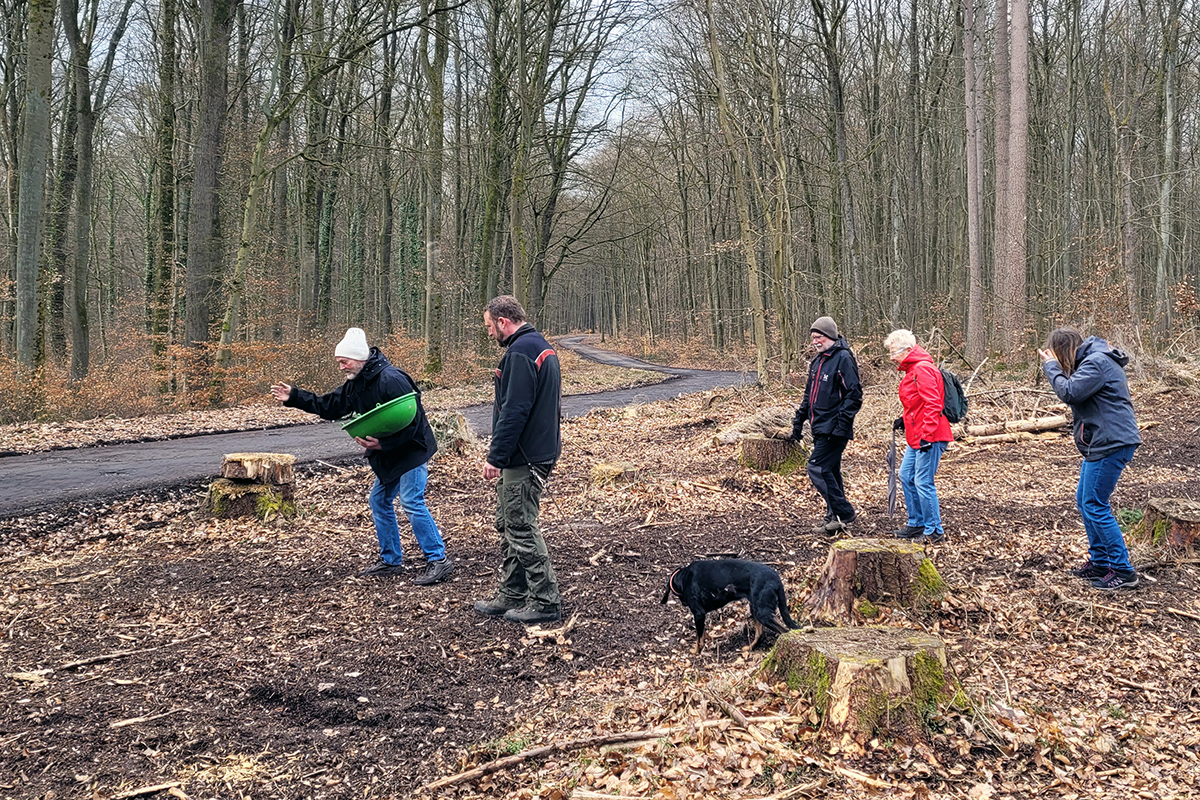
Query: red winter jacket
897,345,953,449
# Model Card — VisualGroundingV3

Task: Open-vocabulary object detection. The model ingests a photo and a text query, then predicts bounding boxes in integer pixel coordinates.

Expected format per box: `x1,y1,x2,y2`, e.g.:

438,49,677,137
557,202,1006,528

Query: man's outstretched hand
270,383,292,402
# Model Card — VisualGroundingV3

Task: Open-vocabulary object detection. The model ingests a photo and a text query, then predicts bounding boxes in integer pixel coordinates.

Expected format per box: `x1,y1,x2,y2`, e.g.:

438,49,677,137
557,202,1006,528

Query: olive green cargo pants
493,463,561,611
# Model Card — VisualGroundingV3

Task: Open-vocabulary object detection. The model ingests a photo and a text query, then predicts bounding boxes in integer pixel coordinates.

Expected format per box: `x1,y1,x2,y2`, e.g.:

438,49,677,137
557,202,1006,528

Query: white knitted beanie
334,327,370,360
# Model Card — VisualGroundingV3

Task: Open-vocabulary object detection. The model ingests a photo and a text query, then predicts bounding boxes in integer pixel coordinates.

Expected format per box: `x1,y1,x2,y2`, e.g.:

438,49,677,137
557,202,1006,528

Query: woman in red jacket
885,329,953,543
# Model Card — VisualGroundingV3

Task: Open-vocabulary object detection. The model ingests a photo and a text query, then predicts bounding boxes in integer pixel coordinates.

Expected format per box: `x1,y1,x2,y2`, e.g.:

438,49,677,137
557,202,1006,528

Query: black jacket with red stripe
489,324,562,468
791,337,863,440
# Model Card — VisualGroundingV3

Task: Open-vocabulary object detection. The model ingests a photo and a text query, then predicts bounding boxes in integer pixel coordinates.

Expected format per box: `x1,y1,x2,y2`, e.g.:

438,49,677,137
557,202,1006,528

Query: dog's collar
668,568,682,597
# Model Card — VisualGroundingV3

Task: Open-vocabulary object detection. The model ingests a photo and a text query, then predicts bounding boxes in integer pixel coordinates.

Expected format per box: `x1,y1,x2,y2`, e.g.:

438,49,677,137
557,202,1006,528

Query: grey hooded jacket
1042,336,1141,461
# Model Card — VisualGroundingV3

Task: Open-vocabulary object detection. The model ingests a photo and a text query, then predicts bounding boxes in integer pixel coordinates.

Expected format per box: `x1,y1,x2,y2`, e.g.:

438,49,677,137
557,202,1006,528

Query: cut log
590,461,639,487
804,538,946,625
762,626,954,743
1130,498,1200,550
428,411,477,455
738,436,808,475
208,478,296,520
712,406,794,445
964,414,1066,437
220,452,295,484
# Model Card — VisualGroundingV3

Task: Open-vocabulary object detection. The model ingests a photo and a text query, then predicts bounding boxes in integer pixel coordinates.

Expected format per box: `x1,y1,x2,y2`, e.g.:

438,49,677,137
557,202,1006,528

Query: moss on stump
762,626,953,743
208,478,296,520
804,538,946,625
738,436,808,475
1129,498,1200,551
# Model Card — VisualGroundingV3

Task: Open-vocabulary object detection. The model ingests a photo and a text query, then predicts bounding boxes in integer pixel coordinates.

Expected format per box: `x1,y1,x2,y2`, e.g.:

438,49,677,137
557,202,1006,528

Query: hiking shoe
824,514,856,533
413,558,454,586
1069,560,1107,580
473,596,526,617
1092,570,1139,591
358,559,405,577
893,525,924,539
920,530,945,544
503,606,562,625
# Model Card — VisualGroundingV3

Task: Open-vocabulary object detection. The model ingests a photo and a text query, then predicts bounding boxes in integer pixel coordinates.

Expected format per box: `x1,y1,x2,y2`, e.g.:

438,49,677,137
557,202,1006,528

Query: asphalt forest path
0,337,753,517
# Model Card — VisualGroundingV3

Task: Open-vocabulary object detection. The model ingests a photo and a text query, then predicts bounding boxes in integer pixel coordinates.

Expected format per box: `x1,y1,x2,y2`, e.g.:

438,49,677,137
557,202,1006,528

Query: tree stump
208,479,296,520
590,461,639,487
712,406,794,445
762,627,953,743
210,452,296,520
428,411,477,455
1130,498,1200,550
738,437,807,475
804,538,946,625
220,452,295,484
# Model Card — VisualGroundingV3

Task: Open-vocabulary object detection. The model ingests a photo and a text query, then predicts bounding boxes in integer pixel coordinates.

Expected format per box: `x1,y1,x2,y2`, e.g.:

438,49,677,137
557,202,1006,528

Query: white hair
884,329,916,352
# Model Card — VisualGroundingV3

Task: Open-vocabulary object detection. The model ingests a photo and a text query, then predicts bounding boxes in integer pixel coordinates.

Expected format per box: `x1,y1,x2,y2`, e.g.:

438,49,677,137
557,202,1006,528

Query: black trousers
807,434,854,521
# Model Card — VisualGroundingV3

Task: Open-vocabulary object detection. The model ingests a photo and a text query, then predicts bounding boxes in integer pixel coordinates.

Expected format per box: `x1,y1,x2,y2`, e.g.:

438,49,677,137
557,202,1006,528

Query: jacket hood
820,336,850,355
1075,336,1129,368
898,344,934,371
501,323,536,348
356,347,390,380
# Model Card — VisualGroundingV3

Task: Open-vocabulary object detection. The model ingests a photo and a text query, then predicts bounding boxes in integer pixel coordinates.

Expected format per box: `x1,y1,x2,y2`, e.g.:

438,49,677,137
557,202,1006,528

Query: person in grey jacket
1039,328,1142,590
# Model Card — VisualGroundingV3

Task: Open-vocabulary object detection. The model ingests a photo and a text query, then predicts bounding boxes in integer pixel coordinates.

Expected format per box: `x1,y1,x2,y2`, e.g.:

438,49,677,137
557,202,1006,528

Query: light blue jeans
899,441,948,534
367,464,445,565
1077,445,1137,573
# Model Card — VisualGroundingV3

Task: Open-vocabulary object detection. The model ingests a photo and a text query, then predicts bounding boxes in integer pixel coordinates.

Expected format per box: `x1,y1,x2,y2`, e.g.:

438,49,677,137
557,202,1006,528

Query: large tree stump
208,479,296,520
428,411,477,455
738,437,808,475
712,406,794,445
804,538,946,625
762,627,953,743
1130,498,1200,550
220,452,295,484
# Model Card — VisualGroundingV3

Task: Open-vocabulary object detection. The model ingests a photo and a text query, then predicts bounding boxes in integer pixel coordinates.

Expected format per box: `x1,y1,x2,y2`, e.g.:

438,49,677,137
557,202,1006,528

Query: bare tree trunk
14,0,56,367
963,0,985,362
150,0,177,361
1153,0,1181,335
1003,0,1030,350
423,0,448,372
992,0,1010,350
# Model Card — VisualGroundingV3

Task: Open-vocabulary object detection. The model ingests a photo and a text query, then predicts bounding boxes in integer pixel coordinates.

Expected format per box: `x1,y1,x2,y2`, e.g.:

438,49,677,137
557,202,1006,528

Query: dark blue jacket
792,337,862,440
1042,336,1141,461
285,348,438,483
490,324,561,468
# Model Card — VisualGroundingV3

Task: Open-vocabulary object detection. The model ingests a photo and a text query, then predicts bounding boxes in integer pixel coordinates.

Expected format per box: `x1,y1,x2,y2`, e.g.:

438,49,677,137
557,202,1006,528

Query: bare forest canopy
3,0,1199,397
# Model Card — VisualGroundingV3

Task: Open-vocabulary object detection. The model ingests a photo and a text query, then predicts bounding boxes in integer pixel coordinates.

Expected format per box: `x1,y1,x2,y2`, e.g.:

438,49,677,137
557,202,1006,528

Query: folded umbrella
886,428,898,517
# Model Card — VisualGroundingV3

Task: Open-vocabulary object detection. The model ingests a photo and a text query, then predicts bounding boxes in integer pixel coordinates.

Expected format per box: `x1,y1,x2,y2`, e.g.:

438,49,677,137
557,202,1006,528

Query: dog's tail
777,585,800,629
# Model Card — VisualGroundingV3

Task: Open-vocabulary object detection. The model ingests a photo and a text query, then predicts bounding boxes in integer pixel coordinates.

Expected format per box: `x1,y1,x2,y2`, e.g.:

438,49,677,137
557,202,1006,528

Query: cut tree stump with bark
762,626,954,743
1130,498,1200,550
590,461,639,487
738,436,807,475
208,478,295,520
712,406,794,445
220,452,295,484
804,538,946,625
428,411,477,455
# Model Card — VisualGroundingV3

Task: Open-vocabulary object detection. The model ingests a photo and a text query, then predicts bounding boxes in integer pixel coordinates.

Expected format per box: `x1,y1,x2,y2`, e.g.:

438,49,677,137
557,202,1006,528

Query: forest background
2,0,1198,422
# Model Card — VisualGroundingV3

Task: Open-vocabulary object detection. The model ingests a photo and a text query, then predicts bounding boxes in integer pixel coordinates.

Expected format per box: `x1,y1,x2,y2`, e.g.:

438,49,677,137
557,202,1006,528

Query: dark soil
3,389,1200,799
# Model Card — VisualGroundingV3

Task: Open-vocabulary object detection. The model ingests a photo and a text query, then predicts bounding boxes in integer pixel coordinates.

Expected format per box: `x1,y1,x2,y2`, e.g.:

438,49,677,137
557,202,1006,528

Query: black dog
661,559,798,653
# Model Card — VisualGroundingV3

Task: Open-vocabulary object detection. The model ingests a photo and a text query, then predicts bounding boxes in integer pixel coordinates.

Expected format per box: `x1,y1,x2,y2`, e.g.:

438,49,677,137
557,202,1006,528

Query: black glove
919,439,932,453
792,419,804,441
893,417,905,432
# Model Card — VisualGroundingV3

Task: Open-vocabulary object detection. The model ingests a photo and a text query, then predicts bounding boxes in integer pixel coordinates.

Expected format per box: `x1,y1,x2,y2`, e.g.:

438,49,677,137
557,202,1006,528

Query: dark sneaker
473,596,526,617
920,530,945,544
358,559,405,577
824,514,856,533
1092,570,1139,591
1069,560,1107,580
893,525,924,539
503,606,562,625
413,558,454,586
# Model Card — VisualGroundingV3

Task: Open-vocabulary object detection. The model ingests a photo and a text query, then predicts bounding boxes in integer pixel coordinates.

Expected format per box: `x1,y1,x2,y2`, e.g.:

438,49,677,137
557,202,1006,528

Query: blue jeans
899,442,948,533
367,464,445,565
1077,445,1137,573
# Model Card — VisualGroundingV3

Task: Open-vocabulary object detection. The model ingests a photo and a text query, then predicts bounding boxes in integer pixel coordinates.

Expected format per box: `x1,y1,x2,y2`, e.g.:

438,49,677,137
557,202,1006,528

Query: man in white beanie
790,316,863,534
270,328,453,584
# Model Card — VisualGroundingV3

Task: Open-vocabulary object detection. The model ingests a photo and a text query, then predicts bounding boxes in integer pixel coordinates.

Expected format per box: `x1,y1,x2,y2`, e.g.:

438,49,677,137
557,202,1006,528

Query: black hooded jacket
489,324,562,468
285,348,438,483
1042,336,1142,461
792,337,863,440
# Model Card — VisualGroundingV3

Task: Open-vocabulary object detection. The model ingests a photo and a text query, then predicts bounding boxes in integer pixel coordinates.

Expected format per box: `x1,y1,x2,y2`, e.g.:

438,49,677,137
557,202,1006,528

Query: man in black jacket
270,327,453,584
472,296,563,625
791,316,863,533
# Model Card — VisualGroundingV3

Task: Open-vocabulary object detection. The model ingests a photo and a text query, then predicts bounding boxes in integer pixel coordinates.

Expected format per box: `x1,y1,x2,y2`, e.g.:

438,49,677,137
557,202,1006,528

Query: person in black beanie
791,316,863,533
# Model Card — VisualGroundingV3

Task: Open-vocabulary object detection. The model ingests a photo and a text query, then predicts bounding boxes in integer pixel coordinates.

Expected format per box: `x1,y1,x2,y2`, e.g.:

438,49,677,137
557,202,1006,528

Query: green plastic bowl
342,392,418,439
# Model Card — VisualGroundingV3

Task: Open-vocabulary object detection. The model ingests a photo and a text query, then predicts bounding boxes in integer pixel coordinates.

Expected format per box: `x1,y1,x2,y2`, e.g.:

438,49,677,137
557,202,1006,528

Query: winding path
0,337,752,517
